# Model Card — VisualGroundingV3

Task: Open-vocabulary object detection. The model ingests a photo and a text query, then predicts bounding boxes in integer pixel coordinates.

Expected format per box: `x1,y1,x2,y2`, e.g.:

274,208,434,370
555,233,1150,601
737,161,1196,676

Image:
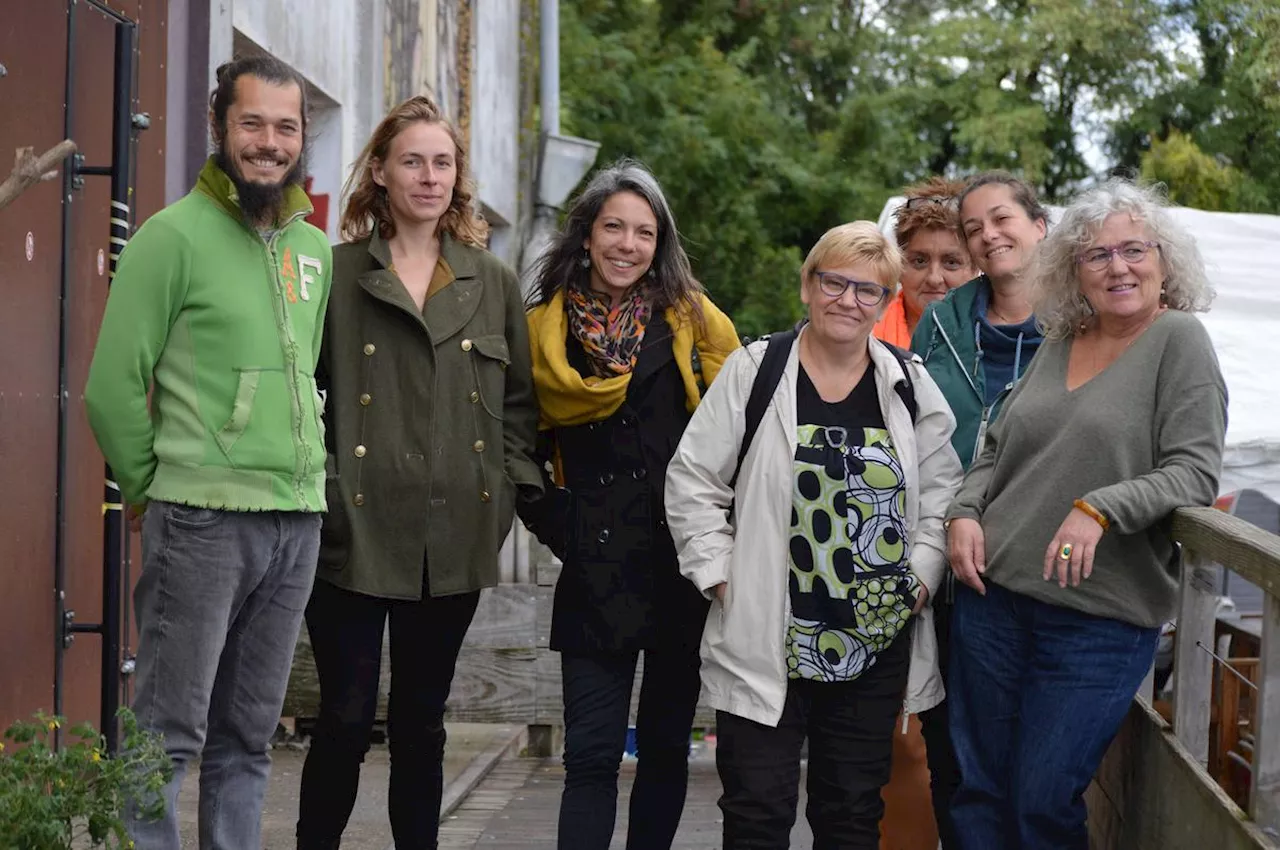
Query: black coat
521,313,711,654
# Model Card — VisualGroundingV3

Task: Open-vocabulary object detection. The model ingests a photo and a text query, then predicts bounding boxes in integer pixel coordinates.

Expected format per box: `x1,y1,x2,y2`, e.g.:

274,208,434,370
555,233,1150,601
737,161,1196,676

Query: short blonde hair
801,221,903,295
1031,179,1215,339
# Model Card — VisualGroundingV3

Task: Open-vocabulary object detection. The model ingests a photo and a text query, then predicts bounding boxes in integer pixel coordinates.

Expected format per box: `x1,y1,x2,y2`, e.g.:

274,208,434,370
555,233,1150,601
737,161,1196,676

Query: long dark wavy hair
526,159,704,324
339,95,489,247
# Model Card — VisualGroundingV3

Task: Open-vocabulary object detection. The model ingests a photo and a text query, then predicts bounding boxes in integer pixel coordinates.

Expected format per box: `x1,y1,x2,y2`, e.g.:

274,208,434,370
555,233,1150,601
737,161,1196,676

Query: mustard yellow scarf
527,290,741,430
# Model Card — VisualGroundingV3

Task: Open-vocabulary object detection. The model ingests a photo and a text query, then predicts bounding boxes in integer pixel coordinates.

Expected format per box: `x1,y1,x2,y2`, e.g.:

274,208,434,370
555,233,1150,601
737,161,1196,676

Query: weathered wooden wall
283,551,717,728
1086,699,1276,849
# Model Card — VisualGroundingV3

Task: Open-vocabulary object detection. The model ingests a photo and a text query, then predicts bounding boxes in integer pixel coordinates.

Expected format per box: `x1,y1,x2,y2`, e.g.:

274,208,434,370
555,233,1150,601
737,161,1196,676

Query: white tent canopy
877,197,1280,502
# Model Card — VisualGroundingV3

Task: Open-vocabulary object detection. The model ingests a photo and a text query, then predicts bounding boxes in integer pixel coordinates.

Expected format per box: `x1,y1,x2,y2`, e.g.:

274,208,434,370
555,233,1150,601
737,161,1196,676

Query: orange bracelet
1073,499,1110,531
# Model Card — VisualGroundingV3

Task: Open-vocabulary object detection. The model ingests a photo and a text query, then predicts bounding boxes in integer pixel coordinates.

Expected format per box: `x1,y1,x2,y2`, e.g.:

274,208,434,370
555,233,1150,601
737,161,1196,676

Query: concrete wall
472,0,521,263
164,0,383,241
232,0,382,241
1086,700,1277,849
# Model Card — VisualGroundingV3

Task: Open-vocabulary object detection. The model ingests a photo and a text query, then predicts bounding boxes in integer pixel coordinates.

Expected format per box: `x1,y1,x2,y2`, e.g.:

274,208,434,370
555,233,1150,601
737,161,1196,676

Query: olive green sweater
947,311,1227,628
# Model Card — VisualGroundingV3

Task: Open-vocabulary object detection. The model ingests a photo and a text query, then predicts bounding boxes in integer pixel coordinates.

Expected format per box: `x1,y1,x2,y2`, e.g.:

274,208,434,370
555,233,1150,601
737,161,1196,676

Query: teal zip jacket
85,157,332,511
909,276,1034,469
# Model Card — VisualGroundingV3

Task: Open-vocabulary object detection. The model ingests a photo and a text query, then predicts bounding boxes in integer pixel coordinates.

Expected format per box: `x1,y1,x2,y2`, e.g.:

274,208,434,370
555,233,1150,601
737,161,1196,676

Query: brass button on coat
469,391,479,403
354,445,367,458
359,393,371,406
363,343,376,356
473,440,485,452
461,338,473,352
480,490,491,503
353,493,365,506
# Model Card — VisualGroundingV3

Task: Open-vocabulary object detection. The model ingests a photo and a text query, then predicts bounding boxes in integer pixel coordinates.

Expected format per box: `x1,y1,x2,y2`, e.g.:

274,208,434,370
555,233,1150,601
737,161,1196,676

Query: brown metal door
0,0,166,741
0,0,74,732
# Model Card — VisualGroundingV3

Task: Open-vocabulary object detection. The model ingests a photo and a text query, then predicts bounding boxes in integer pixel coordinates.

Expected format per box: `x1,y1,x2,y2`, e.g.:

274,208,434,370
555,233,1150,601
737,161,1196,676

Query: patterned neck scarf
565,284,653,379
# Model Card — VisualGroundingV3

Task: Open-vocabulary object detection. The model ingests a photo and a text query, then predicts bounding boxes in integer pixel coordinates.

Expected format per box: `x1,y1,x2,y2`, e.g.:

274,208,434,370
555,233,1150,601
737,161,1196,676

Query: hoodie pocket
214,369,262,456
213,368,296,470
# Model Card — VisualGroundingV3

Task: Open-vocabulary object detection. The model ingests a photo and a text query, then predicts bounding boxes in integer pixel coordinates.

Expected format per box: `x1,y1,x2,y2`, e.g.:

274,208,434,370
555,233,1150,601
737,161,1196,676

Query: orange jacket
873,292,913,348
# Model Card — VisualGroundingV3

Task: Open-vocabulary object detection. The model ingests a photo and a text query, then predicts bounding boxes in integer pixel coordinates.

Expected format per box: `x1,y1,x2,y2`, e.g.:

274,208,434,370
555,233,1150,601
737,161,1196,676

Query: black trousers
715,632,911,850
557,647,702,850
295,577,480,850
919,589,961,850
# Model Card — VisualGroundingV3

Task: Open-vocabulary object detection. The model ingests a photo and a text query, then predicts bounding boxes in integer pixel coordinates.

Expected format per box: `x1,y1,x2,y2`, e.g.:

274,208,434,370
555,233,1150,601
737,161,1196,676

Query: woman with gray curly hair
942,179,1227,849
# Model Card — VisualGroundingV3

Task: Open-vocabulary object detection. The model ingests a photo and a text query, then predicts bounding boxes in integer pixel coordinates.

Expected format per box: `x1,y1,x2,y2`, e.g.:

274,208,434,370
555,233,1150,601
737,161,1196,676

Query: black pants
715,632,911,850
557,647,702,850
919,589,961,850
295,577,480,850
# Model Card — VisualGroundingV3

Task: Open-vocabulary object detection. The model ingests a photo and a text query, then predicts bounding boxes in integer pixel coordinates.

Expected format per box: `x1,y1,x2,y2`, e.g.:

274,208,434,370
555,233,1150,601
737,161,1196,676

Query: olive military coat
316,230,543,599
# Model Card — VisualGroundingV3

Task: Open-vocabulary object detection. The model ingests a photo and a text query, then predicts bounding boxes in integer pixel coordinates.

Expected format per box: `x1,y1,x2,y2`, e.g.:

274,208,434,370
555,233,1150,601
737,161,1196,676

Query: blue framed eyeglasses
814,271,890,307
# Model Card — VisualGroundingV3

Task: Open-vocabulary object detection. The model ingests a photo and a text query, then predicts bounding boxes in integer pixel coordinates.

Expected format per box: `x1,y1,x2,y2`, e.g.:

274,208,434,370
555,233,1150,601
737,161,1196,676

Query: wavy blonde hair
340,95,489,247
1031,179,1214,340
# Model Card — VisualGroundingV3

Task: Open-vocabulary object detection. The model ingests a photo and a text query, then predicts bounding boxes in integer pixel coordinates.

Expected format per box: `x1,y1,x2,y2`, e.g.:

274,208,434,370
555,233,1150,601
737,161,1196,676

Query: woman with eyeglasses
873,177,975,348
943,180,1225,849
665,221,963,848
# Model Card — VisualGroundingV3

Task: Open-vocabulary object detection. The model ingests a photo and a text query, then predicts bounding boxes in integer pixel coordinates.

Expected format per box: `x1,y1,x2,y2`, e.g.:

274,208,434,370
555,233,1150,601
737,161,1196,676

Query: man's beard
214,141,308,226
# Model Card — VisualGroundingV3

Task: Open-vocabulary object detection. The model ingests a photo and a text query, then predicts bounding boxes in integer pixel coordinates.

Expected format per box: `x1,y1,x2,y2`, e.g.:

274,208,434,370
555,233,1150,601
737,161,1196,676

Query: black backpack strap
882,342,919,425
730,328,797,489
690,345,707,398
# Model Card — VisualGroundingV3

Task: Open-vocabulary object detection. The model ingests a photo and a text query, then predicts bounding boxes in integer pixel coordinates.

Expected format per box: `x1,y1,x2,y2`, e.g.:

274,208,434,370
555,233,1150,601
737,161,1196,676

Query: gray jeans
128,501,321,850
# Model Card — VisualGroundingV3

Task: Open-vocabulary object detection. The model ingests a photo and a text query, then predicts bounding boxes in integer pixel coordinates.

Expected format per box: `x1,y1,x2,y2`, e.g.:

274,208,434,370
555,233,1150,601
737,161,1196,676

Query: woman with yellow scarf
521,159,739,849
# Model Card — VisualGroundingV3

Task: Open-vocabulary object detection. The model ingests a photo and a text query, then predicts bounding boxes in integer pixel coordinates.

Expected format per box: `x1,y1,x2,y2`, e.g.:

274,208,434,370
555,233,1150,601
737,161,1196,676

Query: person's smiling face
960,183,1047,285
583,191,658,301
1076,213,1165,323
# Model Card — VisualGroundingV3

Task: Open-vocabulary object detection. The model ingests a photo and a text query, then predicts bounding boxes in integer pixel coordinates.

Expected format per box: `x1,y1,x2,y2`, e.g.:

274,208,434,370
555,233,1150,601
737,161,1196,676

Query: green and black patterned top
786,365,920,682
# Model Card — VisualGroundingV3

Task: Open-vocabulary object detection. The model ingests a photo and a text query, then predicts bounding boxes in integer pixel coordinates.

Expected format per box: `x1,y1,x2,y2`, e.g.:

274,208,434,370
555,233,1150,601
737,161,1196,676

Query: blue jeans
127,502,321,850
948,582,1158,850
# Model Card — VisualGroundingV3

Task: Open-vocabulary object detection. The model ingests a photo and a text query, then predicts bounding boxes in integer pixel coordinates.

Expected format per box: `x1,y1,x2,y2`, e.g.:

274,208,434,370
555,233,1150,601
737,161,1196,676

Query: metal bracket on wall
71,153,112,192
62,606,108,650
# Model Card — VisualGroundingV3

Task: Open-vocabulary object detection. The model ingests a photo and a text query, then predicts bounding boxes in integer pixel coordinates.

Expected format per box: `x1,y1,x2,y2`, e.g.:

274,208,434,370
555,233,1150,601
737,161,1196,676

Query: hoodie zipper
262,211,316,506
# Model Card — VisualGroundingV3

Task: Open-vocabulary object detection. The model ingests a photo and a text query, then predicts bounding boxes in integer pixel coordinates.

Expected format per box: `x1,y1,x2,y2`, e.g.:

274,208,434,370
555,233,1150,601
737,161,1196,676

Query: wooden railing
1169,507,1280,835
1088,506,1280,849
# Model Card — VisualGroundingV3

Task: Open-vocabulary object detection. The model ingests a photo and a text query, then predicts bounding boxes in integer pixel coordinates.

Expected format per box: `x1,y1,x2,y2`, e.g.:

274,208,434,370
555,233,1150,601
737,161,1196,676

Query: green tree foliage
1111,0,1280,212
557,0,1280,331
1140,131,1241,211
561,0,810,335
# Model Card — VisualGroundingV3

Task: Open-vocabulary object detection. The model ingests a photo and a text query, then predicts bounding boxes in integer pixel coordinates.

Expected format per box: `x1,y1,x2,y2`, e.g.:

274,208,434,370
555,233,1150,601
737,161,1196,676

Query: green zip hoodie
909,276,1033,469
85,158,332,511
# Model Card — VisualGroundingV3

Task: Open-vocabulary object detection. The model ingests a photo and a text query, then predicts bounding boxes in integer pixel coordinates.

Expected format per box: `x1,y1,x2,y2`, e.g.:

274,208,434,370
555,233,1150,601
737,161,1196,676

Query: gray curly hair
1031,179,1215,339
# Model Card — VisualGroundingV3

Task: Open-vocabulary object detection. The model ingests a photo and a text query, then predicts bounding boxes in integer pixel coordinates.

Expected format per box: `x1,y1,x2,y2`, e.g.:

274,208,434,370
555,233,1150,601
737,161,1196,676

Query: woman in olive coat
295,96,542,850
520,159,740,850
